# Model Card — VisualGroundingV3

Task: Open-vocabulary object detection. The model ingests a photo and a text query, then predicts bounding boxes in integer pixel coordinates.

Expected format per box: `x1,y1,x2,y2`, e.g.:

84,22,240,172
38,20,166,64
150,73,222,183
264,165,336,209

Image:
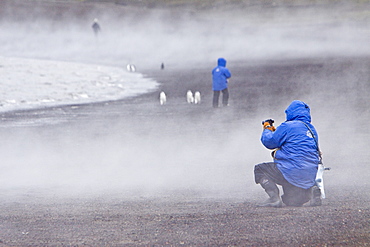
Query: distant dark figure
212,58,231,108
92,18,101,36
161,63,165,70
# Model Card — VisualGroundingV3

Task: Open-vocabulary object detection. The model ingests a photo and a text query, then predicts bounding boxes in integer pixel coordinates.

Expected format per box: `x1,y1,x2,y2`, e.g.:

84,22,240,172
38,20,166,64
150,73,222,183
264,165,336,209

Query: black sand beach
0,0,369,246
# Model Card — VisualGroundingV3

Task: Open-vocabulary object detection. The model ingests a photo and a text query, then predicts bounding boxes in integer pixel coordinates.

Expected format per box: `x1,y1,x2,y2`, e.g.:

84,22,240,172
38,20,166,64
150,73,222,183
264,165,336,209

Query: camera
262,119,275,126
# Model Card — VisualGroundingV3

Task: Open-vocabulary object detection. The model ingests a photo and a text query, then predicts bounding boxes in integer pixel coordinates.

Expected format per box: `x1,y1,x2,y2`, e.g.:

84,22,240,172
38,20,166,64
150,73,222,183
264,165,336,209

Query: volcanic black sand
0,0,369,246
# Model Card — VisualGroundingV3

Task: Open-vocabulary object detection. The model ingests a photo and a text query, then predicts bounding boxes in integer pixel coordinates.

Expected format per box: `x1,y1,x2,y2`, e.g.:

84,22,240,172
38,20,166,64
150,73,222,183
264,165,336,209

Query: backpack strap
299,121,323,164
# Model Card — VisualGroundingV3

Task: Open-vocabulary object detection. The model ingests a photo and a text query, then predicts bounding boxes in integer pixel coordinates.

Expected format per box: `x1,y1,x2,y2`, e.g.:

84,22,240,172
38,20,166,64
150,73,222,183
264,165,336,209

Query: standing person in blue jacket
254,100,322,207
212,58,231,108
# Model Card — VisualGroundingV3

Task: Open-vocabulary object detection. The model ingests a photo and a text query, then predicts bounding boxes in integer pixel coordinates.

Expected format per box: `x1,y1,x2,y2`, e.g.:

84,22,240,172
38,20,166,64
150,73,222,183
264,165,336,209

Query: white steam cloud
0,1,369,200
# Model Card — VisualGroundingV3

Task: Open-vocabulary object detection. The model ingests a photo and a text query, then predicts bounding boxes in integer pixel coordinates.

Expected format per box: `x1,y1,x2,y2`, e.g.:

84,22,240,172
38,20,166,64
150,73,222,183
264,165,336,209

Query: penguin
186,90,194,104
159,91,166,105
194,91,201,104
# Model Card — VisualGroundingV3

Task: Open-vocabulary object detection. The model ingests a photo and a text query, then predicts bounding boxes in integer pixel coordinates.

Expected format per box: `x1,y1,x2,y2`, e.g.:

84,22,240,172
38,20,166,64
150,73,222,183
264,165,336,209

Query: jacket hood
217,58,227,67
285,100,311,123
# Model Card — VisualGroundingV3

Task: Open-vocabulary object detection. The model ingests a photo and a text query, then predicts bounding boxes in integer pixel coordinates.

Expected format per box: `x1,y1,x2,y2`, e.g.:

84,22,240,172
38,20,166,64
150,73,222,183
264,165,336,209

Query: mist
0,111,264,200
1,1,369,67
0,0,369,200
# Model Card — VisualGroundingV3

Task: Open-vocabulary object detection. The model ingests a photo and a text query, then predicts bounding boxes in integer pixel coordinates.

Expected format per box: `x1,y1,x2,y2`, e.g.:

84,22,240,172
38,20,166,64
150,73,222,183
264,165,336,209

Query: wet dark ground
1,1,370,246
0,57,369,246
0,192,369,246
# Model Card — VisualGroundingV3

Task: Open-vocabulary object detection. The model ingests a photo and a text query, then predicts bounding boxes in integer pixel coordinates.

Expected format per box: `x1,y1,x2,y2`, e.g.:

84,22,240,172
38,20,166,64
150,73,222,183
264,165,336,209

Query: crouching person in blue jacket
254,100,322,207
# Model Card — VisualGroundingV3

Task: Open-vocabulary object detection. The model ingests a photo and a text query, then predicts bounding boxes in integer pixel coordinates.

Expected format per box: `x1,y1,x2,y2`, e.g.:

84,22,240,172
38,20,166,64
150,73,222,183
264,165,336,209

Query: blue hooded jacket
261,100,319,189
212,58,231,91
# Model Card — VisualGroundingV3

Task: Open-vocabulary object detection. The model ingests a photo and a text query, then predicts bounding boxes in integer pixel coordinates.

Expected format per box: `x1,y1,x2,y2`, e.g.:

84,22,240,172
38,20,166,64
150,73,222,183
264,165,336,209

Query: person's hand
262,119,276,131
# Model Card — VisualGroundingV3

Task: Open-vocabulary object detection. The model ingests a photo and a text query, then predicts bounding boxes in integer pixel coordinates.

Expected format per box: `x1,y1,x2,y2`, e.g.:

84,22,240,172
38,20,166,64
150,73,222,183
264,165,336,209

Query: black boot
310,185,322,206
258,179,282,208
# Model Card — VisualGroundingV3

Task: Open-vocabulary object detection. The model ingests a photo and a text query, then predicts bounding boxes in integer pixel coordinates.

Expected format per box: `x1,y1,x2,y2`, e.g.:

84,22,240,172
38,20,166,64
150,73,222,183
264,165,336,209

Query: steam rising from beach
0,1,369,199
1,1,369,67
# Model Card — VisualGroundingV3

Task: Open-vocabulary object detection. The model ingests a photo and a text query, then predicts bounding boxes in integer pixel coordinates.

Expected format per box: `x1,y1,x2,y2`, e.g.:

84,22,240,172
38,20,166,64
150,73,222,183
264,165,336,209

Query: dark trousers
213,88,229,108
254,162,311,206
